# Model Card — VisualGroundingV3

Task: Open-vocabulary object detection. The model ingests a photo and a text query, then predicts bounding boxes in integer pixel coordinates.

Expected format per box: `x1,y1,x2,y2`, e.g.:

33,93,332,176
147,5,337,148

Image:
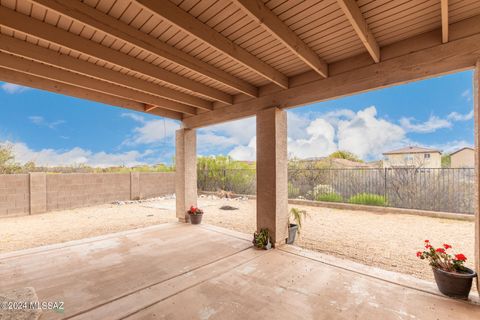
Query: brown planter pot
189,213,203,225
432,267,477,299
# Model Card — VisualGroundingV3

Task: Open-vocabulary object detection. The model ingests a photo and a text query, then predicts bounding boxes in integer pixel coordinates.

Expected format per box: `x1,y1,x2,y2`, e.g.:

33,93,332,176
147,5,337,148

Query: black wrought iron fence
197,168,475,214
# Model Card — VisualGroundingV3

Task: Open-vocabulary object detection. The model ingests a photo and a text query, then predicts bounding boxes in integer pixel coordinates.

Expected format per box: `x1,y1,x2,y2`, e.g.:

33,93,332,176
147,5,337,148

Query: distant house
450,147,474,168
382,146,441,168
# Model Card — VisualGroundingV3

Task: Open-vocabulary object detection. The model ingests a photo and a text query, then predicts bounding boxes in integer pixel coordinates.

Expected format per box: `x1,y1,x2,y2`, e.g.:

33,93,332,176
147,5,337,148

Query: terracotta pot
432,267,477,299
189,213,203,225
286,224,298,244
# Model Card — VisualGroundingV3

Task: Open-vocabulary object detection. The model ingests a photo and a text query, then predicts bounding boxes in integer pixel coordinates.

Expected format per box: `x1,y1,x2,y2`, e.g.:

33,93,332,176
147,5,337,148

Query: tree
0,145,22,174
441,154,451,168
329,150,363,163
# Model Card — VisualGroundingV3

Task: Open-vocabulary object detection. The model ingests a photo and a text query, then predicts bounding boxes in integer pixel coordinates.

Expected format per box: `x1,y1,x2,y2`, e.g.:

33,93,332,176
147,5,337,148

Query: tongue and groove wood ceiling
0,0,480,126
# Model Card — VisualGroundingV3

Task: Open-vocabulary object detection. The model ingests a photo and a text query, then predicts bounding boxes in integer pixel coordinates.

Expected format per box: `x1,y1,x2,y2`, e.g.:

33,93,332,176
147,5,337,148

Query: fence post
29,172,47,214
384,168,387,207
223,169,226,191
130,172,140,200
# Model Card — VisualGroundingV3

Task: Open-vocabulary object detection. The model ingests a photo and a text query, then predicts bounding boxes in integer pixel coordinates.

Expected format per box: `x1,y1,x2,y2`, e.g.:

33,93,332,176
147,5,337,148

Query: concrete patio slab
0,223,478,319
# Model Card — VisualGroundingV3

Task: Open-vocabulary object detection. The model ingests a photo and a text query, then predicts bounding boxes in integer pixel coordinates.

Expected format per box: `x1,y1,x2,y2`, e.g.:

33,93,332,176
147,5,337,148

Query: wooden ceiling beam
144,105,158,113
0,52,196,115
135,0,289,89
336,0,380,63
30,0,258,98
183,27,480,128
0,34,212,111
0,6,232,105
232,0,328,78
0,67,182,120
441,0,449,43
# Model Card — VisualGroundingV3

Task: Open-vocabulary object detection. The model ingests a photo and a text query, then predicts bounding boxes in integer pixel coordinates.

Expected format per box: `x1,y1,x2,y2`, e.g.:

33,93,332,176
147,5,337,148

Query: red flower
416,251,422,257
443,244,452,250
455,254,467,262
425,244,432,249
190,206,197,213
424,240,430,243
435,248,445,254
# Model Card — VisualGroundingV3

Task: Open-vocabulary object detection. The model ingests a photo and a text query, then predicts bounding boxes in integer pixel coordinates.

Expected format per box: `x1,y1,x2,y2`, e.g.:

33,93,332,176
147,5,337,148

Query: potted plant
417,240,477,299
187,205,204,225
286,207,307,244
252,228,272,250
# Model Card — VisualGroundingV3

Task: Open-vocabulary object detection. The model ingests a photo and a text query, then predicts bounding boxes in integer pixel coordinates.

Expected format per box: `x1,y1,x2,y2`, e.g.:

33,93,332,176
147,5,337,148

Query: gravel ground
0,197,474,284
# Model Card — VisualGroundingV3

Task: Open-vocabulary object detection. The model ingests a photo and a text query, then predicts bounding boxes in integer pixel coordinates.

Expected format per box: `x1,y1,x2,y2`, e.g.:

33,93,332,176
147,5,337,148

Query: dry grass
0,197,474,284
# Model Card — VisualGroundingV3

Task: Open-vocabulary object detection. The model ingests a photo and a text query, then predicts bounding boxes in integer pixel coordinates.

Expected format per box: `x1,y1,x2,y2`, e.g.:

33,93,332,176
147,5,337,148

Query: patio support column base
475,59,480,293
256,107,288,247
175,127,197,223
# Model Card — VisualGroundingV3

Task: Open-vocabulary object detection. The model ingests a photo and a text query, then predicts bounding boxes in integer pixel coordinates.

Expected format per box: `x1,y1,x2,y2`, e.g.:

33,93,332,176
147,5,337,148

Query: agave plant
289,208,308,235
252,228,271,249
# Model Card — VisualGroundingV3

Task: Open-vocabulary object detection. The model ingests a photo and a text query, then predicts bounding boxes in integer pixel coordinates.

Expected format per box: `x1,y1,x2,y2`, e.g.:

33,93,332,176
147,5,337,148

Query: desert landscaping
0,195,473,283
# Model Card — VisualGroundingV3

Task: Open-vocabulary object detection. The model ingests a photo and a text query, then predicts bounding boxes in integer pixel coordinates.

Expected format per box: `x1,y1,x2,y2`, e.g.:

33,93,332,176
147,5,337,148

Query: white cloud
224,106,406,161
1,83,30,94
461,89,472,102
447,110,473,121
428,140,472,154
121,113,146,123
121,113,179,146
229,137,256,161
337,106,406,159
288,118,338,159
199,117,256,146
29,116,65,129
399,109,473,133
197,133,238,154
2,141,150,167
399,115,452,133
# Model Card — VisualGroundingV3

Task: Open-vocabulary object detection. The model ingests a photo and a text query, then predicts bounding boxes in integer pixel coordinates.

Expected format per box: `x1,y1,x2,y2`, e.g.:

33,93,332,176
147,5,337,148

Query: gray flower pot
286,224,298,244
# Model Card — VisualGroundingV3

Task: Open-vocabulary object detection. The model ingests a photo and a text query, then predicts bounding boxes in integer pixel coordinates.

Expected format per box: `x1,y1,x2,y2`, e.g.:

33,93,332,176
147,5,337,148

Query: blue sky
0,70,474,167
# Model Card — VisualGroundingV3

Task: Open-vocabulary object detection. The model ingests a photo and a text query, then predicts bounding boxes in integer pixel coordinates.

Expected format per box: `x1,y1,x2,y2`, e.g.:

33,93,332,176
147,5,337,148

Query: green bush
348,193,387,206
316,193,343,202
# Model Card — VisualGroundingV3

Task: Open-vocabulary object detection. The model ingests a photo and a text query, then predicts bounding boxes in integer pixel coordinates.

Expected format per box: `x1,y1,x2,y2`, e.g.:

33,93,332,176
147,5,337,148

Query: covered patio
1,0,480,318
0,223,479,319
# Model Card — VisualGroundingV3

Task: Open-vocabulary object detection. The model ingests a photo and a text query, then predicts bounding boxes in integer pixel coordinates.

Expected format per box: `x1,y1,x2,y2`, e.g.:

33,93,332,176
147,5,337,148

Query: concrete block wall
139,172,175,199
46,173,131,211
0,172,176,217
0,174,30,217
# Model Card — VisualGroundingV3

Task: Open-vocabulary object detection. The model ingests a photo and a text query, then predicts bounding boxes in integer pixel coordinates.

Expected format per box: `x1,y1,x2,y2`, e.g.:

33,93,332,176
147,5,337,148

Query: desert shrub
306,184,336,200
316,193,343,202
348,193,387,206
288,182,300,198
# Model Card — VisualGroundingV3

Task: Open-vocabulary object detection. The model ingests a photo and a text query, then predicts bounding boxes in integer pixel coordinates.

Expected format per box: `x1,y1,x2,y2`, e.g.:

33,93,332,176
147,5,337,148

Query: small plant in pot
252,228,272,250
417,240,477,299
286,208,307,244
187,205,204,225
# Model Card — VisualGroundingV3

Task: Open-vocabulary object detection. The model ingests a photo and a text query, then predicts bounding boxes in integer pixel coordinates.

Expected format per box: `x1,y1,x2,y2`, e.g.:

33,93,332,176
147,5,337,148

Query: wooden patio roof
0,0,480,127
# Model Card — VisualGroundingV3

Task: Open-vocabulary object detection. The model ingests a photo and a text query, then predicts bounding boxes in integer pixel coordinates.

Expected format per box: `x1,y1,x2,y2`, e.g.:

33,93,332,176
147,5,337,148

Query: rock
220,205,239,211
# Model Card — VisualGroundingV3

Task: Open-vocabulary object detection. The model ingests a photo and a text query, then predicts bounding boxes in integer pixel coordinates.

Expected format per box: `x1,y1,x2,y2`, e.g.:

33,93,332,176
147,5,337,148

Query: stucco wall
0,172,175,217
383,152,441,168
451,149,474,168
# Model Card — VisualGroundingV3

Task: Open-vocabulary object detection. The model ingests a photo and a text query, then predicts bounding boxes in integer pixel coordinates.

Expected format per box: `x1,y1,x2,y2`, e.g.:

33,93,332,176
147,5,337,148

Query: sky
0,70,474,167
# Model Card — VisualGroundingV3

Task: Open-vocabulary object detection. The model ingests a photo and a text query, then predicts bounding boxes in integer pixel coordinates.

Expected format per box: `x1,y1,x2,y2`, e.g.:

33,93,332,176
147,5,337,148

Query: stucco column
175,127,197,222
256,107,288,247
474,59,480,293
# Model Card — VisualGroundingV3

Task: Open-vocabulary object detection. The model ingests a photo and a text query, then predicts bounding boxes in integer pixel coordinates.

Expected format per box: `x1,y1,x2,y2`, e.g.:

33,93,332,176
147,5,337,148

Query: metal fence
198,168,475,214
